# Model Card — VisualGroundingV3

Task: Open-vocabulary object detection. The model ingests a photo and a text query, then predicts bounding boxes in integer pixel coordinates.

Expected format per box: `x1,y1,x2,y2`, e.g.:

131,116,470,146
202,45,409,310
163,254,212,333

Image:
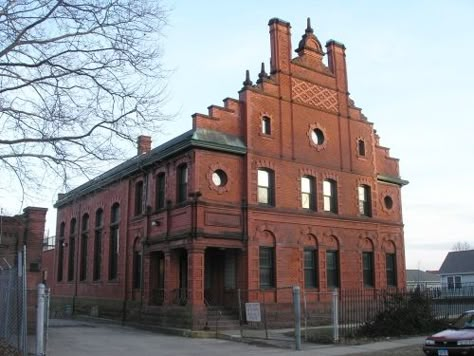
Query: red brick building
50,18,408,329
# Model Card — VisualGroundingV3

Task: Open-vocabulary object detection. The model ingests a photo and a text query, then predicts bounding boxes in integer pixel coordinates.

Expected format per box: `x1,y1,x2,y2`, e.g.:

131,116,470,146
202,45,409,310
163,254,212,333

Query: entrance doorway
150,251,164,305
204,248,237,307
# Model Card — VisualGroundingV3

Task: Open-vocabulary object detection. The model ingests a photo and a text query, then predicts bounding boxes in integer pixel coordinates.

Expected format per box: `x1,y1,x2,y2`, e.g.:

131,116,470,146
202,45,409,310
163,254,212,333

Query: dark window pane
304,249,318,288
259,247,275,288
386,253,397,287
363,252,374,287
135,181,144,215
93,229,102,281
156,174,165,210
326,251,339,288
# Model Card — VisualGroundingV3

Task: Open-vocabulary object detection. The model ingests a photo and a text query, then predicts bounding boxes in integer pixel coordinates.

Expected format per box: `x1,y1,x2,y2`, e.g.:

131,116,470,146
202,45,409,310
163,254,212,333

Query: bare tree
0,0,169,202
451,241,472,251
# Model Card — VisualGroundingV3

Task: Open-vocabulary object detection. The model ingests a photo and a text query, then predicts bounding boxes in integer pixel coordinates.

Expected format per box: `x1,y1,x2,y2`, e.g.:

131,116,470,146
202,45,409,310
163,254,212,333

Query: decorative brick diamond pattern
292,78,339,113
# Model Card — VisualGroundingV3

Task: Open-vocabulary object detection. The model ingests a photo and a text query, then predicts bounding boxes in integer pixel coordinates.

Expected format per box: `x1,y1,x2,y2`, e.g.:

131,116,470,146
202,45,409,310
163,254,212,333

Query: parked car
423,310,474,355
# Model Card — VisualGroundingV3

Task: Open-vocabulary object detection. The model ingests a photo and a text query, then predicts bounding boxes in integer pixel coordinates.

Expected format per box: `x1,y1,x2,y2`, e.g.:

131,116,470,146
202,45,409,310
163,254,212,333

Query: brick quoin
47,17,408,330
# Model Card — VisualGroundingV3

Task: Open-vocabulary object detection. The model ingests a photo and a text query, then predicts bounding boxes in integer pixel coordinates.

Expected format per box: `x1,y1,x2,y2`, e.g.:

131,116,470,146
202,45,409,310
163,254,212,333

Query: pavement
43,318,427,355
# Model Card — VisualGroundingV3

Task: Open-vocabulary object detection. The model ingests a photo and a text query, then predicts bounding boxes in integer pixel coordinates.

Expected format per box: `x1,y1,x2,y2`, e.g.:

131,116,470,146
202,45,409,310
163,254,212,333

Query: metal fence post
292,286,302,351
36,283,46,356
237,289,243,339
332,289,339,342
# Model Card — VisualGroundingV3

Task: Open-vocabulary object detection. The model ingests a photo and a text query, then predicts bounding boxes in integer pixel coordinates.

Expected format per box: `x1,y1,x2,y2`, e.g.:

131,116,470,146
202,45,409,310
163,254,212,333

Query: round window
311,128,325,145
211,169,227,187
384,196,393,210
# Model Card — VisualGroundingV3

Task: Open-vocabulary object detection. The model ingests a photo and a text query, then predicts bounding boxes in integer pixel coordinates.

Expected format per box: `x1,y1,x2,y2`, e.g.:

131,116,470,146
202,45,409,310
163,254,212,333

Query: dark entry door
205,249,236,306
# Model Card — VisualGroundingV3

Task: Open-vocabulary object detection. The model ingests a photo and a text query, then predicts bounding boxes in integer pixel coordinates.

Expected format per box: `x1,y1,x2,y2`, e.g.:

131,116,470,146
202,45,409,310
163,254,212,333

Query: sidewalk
218,328,425,355
46,319,426,356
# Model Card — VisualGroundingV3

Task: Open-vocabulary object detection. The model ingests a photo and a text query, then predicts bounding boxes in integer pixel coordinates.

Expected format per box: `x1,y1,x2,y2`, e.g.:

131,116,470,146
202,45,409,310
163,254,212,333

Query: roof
55,128,246,208
439,250,474,274
406,269,440,282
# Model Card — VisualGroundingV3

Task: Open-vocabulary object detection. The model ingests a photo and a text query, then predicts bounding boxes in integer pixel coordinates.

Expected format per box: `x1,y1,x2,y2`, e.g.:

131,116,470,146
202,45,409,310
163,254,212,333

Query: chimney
137,135,152,155
268,18,292,74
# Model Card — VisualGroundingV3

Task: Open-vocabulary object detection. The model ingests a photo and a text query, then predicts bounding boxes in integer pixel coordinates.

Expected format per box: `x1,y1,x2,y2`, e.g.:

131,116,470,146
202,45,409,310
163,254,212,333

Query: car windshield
452,312,474,329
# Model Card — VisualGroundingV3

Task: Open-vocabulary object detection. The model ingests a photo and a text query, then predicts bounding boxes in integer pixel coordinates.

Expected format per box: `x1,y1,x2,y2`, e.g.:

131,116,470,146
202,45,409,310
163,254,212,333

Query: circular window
384,196,393,210
211,169,227,187
311,128,325,145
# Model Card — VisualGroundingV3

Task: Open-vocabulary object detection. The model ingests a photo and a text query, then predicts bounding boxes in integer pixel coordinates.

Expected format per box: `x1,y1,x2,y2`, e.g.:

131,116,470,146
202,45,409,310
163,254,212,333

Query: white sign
245,302,261,322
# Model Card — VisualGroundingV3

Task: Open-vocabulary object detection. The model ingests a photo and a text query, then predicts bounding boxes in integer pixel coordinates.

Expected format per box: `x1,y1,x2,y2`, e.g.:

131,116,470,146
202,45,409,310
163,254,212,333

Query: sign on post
245,302,261,322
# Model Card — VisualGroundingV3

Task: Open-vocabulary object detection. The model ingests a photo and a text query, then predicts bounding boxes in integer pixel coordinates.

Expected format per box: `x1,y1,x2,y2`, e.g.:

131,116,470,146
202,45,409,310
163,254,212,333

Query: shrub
357,290,449,337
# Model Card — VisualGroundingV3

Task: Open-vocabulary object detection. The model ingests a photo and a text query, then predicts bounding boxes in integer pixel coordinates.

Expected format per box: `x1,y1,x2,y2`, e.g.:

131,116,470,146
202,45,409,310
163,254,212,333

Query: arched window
257,168,275,206
326,250,339,288
57,222,65,282
109,203,120,280
93,209,103,281
79,214,89,281
176,164,188,203
67,218,77,281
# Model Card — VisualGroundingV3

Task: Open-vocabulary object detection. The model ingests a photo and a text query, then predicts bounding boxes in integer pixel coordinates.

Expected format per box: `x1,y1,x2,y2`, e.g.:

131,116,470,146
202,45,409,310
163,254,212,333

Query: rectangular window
386,253,397,287
326,251,339,288
323,180,338,213
358,185,372,217
363,252,374,287
261,116,271,135
301,176,316,210
304,249,318,288
133,251,142,289
177,165,188,203
448,276,462,289
93,229,102,281
156,173,165,210
257,169,274,206
135,181,144,216
259,247,275,288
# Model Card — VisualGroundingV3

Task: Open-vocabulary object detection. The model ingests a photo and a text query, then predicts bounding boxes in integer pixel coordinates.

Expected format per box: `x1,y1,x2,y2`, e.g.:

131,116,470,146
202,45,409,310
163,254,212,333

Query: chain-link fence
0,252,27,356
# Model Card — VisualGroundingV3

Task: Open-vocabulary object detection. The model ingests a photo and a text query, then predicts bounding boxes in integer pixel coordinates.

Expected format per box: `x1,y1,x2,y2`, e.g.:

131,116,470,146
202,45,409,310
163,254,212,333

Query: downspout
122,176,133,323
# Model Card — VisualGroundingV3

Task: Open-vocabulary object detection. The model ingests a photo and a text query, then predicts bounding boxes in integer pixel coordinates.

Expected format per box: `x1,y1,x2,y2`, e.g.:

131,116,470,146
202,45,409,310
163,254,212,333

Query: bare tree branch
0,0,170,196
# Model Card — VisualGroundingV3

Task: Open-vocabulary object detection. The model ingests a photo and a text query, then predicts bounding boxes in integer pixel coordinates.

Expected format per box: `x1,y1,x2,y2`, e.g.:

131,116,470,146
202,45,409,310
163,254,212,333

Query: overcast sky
2,1,473,272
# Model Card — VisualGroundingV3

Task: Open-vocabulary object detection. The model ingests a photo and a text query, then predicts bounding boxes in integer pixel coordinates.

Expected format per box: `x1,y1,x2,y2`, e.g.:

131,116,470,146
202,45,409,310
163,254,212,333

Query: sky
2,1,474,271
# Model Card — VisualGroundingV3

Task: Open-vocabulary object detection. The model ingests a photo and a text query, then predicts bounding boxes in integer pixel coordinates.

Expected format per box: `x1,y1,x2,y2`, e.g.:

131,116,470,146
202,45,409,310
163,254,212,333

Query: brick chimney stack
137,135,152,155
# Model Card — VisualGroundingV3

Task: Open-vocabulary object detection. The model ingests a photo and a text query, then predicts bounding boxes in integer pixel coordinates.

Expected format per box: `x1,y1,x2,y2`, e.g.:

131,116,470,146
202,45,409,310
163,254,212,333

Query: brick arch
303,233,318,247
358,236,375,251
254,223,277,245
383,240,397,253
